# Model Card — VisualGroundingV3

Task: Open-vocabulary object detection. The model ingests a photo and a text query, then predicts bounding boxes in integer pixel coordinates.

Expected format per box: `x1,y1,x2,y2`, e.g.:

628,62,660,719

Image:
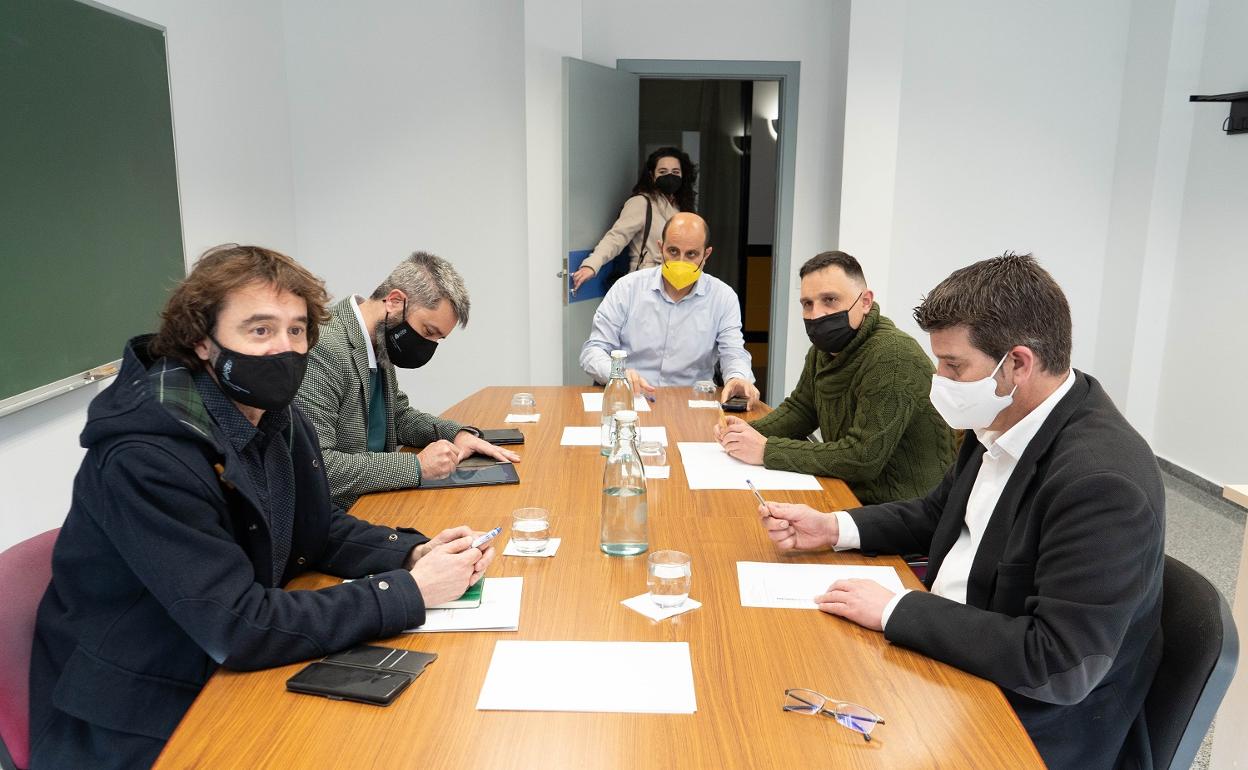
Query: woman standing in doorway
570,147,698,293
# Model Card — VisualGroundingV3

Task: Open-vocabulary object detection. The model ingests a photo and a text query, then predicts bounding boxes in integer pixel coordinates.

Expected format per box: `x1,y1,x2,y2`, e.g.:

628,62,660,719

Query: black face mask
209,335,307,412
383,300,439,369
655,174,683,195
804,293,864,355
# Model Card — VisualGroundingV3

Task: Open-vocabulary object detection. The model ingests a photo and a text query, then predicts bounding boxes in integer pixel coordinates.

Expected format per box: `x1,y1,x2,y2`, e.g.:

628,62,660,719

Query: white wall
880,1,1134,373
1103,0,1206,444
280,0,531,416
0,0,297,551
1154,0,1248,488
580,0,852,396
523,0,583,387
838,0,906,308
840,0,1247,488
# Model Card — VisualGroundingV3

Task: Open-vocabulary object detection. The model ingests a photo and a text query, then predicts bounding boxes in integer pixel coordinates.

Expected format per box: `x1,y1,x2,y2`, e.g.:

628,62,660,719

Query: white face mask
929,353,1017,430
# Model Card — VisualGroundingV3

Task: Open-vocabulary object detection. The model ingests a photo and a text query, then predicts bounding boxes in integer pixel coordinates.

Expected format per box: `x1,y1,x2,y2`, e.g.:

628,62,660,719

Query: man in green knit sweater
716,251,956,504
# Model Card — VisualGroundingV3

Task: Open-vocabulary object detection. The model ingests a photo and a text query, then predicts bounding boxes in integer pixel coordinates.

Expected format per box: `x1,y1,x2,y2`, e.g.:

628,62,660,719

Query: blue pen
471,526,502,549
746,479,767,509
643,393,656,403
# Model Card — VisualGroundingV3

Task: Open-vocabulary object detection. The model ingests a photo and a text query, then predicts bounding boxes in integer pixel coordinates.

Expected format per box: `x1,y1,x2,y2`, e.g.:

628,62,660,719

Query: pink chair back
0,529,59,770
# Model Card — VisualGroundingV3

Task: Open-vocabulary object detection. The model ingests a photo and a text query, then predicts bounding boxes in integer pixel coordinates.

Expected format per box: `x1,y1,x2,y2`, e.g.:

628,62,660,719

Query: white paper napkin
504,413,540,423
688,400,723,409
621,593,701,620
643,466,671,479
502,537,561,557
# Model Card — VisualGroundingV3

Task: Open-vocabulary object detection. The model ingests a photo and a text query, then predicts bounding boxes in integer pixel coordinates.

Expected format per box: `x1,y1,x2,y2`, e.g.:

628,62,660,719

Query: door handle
556,269,568,278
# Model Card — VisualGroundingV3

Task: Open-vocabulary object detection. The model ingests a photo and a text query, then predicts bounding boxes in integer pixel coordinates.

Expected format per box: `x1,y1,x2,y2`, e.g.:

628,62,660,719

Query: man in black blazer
760,253,1164,770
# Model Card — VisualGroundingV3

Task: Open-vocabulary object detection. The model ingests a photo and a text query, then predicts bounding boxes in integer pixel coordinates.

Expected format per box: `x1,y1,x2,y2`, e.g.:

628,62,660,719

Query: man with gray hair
297,251,518,510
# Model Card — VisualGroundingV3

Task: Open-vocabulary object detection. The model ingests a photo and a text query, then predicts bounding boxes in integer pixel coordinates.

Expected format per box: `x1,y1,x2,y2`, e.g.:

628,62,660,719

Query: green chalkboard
0,0,185,406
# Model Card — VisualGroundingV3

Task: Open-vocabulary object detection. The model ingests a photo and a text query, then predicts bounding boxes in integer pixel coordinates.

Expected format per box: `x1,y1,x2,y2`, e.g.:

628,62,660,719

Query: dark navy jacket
29,336,430,769
851,372,1165,769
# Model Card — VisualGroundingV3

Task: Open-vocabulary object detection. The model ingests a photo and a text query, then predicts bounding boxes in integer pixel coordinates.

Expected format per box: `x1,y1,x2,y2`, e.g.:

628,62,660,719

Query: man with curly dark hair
29,245,495,769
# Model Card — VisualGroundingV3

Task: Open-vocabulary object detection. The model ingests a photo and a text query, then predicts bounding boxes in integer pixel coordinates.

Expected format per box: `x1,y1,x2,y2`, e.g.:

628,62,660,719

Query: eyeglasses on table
782,688,886,742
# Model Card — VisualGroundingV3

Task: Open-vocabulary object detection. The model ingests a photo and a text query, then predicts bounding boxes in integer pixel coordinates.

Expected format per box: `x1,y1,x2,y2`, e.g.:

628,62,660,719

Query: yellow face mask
662,260,702,290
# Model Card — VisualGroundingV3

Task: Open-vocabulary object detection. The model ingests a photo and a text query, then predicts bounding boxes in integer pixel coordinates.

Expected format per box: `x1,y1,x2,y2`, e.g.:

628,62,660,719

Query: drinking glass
510,392,536,417
692,380,717,401
511,507,550,554
637,440,667,467
647,550,691,608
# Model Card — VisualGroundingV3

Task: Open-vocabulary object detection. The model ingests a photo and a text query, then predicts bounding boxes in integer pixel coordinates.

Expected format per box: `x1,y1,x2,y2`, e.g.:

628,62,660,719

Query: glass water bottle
600,349,634,456
599,410,648,556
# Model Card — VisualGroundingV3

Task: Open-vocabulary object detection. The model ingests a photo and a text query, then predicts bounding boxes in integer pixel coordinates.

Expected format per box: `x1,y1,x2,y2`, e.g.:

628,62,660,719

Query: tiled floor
1161,472,1245,770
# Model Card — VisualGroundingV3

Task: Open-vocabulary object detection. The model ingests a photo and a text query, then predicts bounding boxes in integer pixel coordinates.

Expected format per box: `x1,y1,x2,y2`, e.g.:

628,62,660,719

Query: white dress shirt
348,294,378,369
835,370,1076,627
579,266,754,387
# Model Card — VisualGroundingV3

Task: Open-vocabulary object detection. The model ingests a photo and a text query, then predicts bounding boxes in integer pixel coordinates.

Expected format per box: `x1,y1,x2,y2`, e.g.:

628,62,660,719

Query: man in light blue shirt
580,212,759,405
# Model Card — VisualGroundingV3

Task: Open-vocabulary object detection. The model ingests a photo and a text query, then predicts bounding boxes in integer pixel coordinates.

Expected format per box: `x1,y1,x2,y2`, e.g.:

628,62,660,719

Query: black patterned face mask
209,335,307,411
383,299,438,369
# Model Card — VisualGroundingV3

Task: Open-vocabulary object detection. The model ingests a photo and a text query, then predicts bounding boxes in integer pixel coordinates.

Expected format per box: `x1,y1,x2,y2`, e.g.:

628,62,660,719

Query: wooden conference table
156,386,1042,769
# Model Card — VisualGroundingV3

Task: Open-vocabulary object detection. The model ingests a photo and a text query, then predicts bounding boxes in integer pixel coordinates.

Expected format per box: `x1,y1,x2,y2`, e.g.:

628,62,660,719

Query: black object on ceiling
1189,91,1248,135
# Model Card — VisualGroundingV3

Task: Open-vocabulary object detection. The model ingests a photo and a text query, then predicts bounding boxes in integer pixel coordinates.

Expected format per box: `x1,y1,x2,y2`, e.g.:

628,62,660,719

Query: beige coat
580,193,679,276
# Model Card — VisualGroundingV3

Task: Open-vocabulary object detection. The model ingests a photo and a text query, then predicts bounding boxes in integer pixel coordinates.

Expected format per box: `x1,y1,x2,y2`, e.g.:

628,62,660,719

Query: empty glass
510,392,536,417
782,688,886,742
511,507,550,554
637,440,667,467
692,380,717,401
647,550,691,608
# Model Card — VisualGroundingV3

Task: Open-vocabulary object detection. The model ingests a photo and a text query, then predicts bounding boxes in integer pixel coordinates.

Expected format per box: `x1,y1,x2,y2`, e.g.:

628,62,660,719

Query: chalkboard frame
0,0,186,417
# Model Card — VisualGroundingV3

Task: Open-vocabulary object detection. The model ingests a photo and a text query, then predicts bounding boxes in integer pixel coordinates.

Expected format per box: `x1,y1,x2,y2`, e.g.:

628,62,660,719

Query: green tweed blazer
750,305,957,505
296,297,467,510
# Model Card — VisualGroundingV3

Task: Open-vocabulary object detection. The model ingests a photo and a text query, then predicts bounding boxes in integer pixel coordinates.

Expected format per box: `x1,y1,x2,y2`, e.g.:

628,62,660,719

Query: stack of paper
406,577,523,632
476,641,696,713
581,393,651,412
677,442,822,490
736,562,905,609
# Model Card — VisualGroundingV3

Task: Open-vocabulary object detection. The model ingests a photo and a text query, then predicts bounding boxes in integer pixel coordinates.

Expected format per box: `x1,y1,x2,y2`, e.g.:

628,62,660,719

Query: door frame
617,59,800,405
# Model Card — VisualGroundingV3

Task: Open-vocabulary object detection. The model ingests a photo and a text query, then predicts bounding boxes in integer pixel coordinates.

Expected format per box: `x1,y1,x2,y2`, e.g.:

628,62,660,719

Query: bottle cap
610,349,627,359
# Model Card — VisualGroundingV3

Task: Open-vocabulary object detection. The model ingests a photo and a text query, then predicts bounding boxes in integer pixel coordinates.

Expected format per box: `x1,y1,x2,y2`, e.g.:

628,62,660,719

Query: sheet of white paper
560,426,668,446
676,442,822,490
688,400,723,409
504,413,540,423
581,393,651,412
405,577,523,632
736,562,906,609
502,537,561,558
643,465,671,479
621,593,701,621
476,641,696,713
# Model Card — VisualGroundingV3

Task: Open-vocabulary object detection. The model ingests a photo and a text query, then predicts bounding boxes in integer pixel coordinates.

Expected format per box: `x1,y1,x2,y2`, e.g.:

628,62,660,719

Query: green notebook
428,578,484,609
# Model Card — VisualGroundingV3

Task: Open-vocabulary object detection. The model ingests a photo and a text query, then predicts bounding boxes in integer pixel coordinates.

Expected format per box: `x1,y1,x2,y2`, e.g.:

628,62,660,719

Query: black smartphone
286,661,414,706
480,428,525,446
722,396,749,412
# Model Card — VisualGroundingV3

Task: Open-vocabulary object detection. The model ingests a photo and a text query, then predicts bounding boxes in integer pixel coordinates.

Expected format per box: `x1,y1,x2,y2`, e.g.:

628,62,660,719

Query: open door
561,57,639,384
